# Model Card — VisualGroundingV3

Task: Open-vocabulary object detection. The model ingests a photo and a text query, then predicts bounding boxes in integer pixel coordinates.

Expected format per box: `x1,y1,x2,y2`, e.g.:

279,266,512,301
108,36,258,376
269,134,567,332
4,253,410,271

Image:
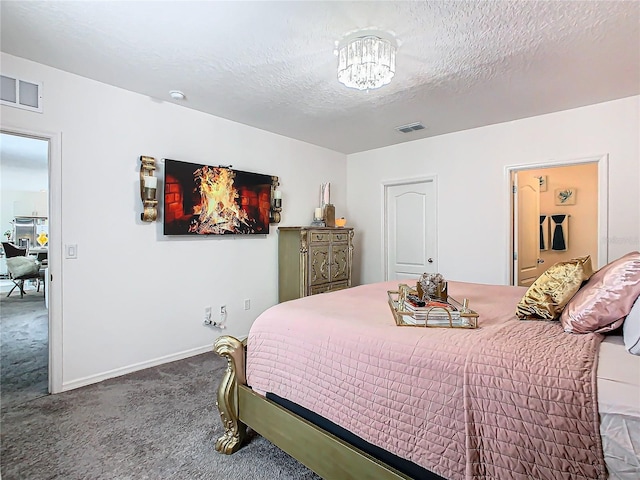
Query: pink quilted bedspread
246,281,606,480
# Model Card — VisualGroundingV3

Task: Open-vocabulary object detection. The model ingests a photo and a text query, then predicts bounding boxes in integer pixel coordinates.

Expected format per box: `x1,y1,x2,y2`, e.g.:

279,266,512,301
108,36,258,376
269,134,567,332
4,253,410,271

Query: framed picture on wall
555,188,576,205
535,175,548,192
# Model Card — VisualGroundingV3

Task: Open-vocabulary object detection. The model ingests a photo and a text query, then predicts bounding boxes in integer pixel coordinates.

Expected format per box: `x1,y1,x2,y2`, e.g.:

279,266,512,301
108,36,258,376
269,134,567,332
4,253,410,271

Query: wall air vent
1,74,43,113
395,122,425,134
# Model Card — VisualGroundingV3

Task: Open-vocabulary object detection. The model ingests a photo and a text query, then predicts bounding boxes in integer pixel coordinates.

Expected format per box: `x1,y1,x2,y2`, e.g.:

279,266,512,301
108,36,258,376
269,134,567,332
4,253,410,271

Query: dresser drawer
310,284,331,295
309,230,330,244
331,231,349,243
310,281,349,296
326,281,349,292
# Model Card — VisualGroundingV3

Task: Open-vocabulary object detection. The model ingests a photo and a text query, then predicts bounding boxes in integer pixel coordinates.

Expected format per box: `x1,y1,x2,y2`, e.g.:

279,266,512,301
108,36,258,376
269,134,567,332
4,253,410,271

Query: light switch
65,244,78,259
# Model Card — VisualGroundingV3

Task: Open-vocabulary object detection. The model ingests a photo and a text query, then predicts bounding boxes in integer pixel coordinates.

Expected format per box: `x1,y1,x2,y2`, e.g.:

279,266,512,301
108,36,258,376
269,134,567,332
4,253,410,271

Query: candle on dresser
274,190,282,199
314,207,322,220
143,175,158,189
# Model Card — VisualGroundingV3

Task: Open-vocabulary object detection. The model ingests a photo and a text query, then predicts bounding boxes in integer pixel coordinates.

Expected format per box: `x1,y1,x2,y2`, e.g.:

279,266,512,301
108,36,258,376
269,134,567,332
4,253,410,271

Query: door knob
428,258,433,263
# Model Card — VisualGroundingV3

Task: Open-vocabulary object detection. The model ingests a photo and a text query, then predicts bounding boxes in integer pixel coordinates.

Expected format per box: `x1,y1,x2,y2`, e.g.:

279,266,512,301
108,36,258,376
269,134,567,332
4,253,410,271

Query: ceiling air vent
1,74,43,113
395,122,425,134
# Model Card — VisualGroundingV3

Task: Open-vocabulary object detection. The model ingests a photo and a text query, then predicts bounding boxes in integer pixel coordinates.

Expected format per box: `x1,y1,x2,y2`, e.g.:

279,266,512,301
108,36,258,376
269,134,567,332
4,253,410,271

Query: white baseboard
62,344,216,392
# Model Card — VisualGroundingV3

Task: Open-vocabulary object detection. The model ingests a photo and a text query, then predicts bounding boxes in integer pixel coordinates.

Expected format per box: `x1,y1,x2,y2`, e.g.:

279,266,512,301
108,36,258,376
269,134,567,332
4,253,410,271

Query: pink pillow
561,251,640,334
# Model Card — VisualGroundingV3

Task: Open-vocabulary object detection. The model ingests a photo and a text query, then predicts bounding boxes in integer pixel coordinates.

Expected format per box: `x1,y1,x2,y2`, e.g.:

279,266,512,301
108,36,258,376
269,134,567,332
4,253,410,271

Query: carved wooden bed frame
213,335,415,480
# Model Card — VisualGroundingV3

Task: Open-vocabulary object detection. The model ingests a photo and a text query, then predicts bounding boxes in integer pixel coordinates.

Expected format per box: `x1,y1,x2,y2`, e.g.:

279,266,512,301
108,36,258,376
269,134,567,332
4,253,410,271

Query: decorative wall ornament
269,180,282,224
555,188,576,205
140,156,158,222
535,175,548,192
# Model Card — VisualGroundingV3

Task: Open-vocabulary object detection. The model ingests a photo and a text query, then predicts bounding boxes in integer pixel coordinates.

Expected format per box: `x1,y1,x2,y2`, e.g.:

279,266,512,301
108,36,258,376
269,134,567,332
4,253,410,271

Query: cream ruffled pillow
6,256,40,277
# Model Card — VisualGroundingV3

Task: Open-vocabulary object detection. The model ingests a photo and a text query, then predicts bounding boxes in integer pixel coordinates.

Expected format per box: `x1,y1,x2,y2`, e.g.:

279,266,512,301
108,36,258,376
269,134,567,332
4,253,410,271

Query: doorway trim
1,125,63,394
382,176,438,281
505,153,609,285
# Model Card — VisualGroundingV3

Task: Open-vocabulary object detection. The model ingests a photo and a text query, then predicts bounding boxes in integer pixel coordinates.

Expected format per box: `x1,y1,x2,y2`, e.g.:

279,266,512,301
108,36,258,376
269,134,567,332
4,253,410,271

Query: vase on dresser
278,226,354,303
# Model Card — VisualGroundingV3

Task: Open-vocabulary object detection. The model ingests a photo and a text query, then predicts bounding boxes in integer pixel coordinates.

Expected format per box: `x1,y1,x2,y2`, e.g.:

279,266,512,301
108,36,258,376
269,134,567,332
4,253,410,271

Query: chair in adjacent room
2,241,28,258
2,242,43,298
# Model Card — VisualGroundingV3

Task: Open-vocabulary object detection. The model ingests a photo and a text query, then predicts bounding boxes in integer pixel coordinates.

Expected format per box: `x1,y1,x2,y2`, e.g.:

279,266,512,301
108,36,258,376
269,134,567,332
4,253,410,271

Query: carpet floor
1,350,322,480
0,284,48,410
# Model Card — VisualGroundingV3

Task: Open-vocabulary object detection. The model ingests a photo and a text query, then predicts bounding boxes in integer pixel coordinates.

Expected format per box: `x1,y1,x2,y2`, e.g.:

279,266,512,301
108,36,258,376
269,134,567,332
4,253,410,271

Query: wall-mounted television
163,159,275,236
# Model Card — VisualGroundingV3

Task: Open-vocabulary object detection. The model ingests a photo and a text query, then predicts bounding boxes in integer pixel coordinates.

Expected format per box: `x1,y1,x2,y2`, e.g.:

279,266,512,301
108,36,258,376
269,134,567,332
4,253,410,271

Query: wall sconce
270,176,282,224
140,155,158,222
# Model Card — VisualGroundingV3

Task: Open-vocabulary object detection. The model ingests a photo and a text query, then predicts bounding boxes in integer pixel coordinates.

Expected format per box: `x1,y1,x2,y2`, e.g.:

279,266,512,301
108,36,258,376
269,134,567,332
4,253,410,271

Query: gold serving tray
387,285,479,329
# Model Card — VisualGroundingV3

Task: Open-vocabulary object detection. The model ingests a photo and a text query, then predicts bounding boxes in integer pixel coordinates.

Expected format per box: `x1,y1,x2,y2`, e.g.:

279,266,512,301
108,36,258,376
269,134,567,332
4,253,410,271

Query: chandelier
337,33,396,91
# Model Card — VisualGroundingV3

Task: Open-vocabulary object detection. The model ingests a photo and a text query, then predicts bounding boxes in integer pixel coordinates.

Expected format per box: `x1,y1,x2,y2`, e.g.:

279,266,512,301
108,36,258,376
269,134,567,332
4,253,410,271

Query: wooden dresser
278,226,354,303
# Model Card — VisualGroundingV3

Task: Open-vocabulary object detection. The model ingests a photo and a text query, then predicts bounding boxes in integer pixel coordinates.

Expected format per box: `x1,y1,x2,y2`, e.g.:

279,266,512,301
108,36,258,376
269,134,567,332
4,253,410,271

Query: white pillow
623,297,640,355
6,256,40,277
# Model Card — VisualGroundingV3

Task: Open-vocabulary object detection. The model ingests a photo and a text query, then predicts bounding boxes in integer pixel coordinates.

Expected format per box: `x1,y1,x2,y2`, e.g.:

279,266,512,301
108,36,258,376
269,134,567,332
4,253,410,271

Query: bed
213,278,640,479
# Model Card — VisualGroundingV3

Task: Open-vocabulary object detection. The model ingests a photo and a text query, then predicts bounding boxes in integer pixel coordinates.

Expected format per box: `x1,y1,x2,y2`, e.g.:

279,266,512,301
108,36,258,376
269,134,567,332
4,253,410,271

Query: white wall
1,53,346,389
347,96,640,286
4,51,638,389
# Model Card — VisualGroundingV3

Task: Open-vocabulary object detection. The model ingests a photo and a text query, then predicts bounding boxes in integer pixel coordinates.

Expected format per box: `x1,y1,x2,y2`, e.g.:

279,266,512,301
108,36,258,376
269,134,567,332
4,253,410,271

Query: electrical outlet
244,299,250,310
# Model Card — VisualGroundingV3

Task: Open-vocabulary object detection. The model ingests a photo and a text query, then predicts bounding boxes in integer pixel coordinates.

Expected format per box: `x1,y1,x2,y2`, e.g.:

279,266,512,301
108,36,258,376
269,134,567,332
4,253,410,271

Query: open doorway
0,132,49,407
509,155,609,286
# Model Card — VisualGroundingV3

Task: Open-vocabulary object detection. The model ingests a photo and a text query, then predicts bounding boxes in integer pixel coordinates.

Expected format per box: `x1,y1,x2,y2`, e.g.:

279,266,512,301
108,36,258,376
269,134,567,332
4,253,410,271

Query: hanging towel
540,215,549,251
551,214,568,251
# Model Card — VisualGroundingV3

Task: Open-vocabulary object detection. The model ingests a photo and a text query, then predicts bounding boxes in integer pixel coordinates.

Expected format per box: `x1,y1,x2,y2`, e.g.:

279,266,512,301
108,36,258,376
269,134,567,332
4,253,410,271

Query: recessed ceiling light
169,90,185,100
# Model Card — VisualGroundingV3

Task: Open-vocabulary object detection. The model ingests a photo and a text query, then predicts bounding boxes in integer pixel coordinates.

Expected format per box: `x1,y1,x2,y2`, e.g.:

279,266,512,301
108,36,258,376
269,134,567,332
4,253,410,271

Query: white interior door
515,174,541,286
385,180,437,281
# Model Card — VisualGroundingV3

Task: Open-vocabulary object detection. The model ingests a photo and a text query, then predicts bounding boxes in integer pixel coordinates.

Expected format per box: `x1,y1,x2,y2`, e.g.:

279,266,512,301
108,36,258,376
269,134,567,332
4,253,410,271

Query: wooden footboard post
213,335,247,454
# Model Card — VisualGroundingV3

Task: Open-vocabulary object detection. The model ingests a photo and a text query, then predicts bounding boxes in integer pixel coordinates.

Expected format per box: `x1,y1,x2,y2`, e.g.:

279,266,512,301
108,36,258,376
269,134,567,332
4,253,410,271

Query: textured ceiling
1,1,639,154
